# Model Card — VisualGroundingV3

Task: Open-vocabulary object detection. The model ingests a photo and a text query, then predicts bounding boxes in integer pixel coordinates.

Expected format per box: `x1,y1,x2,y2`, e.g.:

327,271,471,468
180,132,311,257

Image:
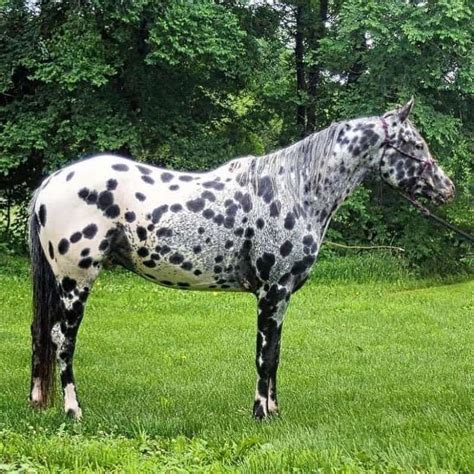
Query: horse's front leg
253,283,290,420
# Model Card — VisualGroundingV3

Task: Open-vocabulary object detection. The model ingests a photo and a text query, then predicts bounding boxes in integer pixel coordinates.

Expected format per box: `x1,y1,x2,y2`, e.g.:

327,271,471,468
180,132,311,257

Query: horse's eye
415,142,423,150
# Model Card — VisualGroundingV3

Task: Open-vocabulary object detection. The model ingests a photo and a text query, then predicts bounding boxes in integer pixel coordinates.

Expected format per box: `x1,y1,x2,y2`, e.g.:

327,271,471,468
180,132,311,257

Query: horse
28,99,454,420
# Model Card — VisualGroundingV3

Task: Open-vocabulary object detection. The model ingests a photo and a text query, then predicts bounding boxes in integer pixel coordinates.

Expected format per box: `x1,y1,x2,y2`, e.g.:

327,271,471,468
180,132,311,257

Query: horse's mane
248,120,348,202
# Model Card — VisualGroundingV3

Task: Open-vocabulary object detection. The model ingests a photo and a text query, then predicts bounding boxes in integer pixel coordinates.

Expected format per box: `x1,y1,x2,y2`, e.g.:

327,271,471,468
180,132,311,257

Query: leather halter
380,116,434,173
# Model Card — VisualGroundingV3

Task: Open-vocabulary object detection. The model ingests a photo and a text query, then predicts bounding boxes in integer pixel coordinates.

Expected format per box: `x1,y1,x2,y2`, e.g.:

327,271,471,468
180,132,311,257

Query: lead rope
390,185,474,243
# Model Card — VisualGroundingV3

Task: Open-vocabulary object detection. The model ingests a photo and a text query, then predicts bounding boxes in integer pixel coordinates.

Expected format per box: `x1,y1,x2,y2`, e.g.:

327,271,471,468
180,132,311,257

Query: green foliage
0,0,472,271
313,0,473,270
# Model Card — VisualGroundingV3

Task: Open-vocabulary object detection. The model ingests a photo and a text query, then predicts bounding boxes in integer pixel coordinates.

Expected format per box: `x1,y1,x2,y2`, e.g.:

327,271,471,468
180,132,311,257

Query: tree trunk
295,5,306,137
306,0,328,135
5,188,11,237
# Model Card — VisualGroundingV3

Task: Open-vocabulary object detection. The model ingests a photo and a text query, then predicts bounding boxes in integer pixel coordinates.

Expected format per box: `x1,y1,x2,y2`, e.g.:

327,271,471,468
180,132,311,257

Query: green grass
0,254,472,472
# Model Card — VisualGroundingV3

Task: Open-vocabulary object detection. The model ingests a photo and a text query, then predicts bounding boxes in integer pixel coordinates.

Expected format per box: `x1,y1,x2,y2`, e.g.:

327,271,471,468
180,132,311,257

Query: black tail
29,194,62,407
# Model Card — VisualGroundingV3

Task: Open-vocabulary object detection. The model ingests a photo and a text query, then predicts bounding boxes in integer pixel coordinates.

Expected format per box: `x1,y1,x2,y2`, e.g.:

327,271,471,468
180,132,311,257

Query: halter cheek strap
380,116,434,173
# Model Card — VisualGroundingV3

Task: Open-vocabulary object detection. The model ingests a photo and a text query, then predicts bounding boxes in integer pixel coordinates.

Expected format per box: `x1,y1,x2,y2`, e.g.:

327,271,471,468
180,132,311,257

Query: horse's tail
29,190,61,407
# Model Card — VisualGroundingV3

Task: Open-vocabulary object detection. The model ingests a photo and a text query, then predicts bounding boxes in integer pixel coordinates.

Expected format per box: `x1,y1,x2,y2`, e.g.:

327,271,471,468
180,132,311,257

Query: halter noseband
380,116,434,173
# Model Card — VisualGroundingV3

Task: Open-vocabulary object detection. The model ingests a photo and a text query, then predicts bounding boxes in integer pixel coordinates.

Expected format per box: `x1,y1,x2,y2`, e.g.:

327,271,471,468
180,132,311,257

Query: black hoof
65,407,82,420
252,400,268,420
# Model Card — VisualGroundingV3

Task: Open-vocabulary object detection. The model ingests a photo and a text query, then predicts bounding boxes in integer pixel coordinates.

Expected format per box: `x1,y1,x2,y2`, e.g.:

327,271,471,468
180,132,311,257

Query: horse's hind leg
52,280,90,418
51,265,101,419
253,284,291,420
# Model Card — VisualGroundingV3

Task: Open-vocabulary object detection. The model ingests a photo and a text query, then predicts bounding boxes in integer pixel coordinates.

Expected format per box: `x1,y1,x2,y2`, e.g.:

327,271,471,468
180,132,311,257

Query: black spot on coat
257,176,274,203
137,165,152,175
112,164,129,172
213,214,224,225
269,200,281,217
82,224,98,239
137,226,147,241
78,257,93,269
152,205,168,224
235,192,252,213
137,247,149,257
169,253,184,265
105,205,120,218
61,277,77,293
161,172,174,182
141,175,155,185
98,191,114,210
256,252,276,280
107,179,118,190
78,188,89,200
58,239,69,255
284,212,296,230
244,228,255,238
202,181,224,190
291,255,315,275
38,205,47,226
201,191,216,202
125,211,136,223
280,241,293,257
48,241,54,259
156,227,172,238
186,198,205,213
203,209,215,219
70,232,82,243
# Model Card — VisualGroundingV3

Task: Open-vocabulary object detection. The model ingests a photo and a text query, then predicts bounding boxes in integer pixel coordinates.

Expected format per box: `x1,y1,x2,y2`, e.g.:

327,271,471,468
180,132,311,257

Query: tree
0,0,472,270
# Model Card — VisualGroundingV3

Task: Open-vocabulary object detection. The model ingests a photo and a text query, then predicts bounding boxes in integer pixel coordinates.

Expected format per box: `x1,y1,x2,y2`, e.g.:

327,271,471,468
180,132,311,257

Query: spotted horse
29,99,454,420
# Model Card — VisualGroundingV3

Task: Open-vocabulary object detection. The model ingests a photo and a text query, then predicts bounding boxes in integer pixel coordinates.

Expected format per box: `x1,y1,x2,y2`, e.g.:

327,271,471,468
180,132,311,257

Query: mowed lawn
0,255,472,472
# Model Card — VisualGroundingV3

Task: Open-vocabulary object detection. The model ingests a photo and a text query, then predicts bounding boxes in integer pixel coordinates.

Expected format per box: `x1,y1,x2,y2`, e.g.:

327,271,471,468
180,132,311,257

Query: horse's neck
301,117,383,231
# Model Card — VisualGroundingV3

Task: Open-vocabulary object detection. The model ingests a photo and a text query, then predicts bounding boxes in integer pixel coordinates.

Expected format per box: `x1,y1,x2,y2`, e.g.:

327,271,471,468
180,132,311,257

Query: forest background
1,0,472,273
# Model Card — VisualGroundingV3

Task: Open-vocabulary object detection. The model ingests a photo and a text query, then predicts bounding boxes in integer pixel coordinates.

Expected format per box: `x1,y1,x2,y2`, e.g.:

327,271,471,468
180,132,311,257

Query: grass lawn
0,254,472,472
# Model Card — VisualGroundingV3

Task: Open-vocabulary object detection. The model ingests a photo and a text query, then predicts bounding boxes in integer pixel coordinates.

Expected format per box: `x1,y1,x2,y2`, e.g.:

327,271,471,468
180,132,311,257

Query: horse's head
378,99,455,204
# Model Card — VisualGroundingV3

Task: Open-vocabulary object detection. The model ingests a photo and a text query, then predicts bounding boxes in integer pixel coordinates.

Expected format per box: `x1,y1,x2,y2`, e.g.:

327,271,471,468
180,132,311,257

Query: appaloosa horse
29,99,454,419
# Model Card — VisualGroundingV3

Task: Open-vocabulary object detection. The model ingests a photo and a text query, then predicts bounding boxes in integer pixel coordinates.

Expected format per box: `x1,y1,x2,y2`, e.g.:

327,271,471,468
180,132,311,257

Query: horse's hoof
28,397,45,410
267,399,279,416
268,407,280,417
252,400,268,420
66,407,82,421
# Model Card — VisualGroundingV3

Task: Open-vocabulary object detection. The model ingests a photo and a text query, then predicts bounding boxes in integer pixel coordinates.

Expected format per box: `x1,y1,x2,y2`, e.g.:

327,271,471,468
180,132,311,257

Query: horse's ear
397,97,415,122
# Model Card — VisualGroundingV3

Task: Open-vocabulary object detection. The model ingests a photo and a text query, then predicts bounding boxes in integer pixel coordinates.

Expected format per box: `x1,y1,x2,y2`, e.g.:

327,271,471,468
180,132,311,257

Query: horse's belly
134,260,243,292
